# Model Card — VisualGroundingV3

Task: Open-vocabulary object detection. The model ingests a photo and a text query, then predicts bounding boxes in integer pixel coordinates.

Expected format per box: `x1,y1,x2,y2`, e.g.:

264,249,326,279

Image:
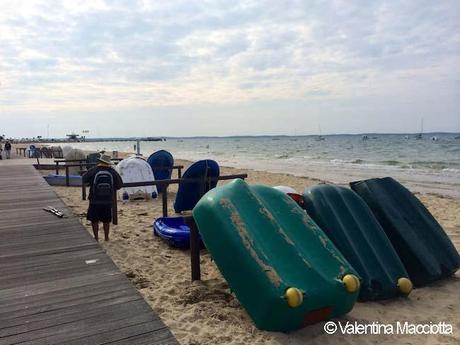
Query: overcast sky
0,0,459,137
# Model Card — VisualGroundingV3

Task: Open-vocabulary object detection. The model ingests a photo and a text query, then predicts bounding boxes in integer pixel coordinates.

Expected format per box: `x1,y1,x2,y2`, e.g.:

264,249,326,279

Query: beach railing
17,146,63,158
54,158,123,175
57,160,183,189
15,147,27,157
120,173,248,218
53,162,122,187
80,165,185,199
81,173,247,225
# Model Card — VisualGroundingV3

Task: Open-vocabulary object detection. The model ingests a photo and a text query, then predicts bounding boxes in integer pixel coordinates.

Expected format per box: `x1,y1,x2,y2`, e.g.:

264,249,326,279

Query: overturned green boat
193,179,360,332
351,177,460,286
303,184,412,300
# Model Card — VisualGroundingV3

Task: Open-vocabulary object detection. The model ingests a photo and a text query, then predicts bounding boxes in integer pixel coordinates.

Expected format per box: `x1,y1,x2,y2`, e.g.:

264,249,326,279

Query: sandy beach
49,159,460,345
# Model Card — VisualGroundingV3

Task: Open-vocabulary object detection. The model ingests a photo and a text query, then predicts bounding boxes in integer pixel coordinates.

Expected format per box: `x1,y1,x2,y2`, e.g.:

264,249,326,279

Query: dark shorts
87,203,112,223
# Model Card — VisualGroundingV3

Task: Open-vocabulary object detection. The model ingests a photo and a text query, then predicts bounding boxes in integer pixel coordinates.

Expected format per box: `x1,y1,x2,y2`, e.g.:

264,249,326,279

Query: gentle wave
275,154,290,159
49,133,460,198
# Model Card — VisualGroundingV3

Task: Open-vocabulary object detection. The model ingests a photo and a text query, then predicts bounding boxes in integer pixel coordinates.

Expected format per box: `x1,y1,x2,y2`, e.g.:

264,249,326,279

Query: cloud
0,0,459,135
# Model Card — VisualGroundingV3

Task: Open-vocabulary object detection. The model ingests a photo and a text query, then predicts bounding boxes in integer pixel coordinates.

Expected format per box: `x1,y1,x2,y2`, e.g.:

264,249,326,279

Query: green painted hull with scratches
193,179,359,332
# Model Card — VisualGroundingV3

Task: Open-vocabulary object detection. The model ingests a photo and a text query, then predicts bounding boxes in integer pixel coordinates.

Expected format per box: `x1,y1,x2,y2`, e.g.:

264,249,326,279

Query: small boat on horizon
415,118,424,140
316,124,325,141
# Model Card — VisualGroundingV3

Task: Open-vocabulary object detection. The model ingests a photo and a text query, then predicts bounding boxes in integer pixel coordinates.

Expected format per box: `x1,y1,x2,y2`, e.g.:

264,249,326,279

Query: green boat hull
303,184,411,300
193,179,359,332
351,177,460,286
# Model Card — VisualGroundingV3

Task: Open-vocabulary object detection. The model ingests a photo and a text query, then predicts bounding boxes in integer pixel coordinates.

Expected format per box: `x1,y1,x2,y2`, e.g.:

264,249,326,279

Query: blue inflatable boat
174,160,220,213
44,174,82,186
147,150,174,193
153,217,202,248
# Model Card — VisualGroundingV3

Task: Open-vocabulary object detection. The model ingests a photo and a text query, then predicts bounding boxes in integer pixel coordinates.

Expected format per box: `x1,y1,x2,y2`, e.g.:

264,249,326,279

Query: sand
51,159,460,345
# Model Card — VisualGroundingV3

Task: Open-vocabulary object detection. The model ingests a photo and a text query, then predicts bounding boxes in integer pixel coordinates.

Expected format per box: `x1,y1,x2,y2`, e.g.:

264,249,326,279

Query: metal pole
162,184,168,217
185,216,201,281
65,166,70,187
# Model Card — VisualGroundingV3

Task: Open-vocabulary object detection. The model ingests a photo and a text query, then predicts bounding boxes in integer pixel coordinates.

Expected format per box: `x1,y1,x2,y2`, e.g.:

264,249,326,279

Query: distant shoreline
13,134,460,198
8,132,460,143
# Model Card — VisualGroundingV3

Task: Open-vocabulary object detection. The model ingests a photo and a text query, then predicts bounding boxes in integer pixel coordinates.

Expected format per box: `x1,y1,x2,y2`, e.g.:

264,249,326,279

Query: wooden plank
0,228,91,244
0,252,110,279
0,239,98,259
0,261,117,290
0,271,123,300
0,288,136,322
0,288,142,330
0,248,104,273
0,255,114,284
0,275,130,311
0,300,158,344
0,163,178,345
61,323,175,345
0,243,99,264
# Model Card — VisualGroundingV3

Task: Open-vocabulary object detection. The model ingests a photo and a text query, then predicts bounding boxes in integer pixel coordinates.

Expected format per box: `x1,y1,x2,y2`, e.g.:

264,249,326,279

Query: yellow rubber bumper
285,287,304,308
342,274,360,293
397,277,413,295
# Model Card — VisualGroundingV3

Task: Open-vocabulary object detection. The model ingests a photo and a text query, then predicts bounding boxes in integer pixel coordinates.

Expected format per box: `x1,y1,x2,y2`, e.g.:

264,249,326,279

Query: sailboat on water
315,124,325,141
415,118,423,140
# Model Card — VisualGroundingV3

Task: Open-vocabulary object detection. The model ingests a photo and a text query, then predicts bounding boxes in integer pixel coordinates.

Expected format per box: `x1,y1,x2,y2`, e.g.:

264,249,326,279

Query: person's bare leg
103,222,110,241
92,222,99,241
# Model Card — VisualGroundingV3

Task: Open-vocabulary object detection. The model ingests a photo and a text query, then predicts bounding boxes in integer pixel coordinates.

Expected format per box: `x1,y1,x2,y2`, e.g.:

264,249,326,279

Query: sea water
57,133,460,197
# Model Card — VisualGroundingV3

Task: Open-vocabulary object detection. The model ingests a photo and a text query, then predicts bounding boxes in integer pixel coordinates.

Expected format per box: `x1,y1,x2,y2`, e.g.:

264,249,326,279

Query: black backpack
92,170,114,204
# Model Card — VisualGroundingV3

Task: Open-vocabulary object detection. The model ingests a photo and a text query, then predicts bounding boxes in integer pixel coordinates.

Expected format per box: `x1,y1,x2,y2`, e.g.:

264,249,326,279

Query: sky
0,0,459,138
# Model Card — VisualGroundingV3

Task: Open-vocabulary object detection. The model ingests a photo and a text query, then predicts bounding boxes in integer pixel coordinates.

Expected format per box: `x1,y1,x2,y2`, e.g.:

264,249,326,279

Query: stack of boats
191,177,459,332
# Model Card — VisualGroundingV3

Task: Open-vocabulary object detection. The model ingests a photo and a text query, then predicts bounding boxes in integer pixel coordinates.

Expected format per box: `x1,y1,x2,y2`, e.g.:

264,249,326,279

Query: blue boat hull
153,217,202,248
147,150,174,193
174,160,220,213
44,174,82,187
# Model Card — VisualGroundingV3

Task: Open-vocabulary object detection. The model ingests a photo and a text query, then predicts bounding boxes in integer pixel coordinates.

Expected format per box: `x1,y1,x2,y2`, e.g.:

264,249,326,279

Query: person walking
82,154,123,241
4,141,11,159
0,142,3,160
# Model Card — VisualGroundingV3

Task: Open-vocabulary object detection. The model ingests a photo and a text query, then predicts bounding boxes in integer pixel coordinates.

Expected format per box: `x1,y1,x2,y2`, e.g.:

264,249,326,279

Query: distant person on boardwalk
82,154,123,241
4,141,11,159
0,142,3,160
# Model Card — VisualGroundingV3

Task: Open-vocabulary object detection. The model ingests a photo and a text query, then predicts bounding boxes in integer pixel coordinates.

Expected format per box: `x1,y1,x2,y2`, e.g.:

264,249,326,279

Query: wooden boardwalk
0,163,178,345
